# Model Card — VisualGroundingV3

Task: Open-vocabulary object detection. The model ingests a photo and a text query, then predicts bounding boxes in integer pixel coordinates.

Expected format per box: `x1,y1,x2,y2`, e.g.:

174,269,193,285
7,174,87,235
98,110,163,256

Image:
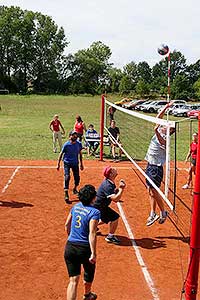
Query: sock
150,211,155,217
108,233,114,237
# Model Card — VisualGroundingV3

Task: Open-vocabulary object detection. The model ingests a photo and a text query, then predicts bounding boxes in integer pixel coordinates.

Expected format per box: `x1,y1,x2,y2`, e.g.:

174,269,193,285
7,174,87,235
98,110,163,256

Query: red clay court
0,159,196,300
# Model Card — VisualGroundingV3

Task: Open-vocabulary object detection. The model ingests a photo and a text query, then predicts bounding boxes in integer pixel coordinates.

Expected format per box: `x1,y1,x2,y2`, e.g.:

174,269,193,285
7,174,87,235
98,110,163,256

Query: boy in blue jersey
64,184,100,300
57,131,84,204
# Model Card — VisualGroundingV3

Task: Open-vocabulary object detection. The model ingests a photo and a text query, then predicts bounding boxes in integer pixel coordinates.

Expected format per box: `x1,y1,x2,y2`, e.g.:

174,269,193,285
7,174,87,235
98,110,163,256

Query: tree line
1,5,200,100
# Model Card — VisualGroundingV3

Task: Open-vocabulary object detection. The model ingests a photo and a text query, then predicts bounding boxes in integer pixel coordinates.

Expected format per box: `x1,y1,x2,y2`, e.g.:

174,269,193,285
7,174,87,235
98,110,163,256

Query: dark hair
78,184,96,206
76,115,82,122
69,130,78,137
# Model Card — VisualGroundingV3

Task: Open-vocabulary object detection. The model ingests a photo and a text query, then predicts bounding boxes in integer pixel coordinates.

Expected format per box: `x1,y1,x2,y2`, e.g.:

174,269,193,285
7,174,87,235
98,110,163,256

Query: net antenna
158,44,171,197
103,97,176,211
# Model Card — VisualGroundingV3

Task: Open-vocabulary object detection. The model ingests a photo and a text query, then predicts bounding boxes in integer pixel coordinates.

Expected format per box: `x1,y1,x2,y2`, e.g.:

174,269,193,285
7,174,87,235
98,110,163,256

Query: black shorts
99,206,119,224
191,158,196,166
64,241,95,282
145,163,163,188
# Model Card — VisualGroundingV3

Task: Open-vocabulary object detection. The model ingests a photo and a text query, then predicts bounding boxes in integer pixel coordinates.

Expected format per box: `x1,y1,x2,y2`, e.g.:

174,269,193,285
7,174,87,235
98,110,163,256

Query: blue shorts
145,163,163,188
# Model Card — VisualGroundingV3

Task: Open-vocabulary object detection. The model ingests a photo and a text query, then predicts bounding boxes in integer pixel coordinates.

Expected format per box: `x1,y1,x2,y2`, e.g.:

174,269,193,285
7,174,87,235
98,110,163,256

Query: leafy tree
171,74,192,99
136,80,150,97
119,75,134,95
0,6,68,93
106,67,123,93
137,61,152,84
66,41,112,94
193,78,200,99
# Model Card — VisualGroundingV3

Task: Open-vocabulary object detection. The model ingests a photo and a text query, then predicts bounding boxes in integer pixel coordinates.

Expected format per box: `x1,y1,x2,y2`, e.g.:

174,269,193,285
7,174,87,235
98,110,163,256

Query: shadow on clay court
0,200,33,208
134,237,167,249
156,235,190,245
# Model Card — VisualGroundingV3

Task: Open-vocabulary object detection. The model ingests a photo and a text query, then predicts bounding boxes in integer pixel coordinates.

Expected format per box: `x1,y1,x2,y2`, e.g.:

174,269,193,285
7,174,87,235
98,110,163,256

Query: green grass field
0,94,198,160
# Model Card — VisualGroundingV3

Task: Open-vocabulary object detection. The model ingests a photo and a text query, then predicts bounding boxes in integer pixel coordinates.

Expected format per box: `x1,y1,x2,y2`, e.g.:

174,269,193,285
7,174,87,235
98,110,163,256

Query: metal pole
167,52,171,102
100,94,105,161
185,112,200,299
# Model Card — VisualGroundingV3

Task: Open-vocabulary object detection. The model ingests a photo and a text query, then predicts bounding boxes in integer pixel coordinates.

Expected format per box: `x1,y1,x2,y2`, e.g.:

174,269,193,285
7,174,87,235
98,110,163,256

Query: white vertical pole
165,124,171,198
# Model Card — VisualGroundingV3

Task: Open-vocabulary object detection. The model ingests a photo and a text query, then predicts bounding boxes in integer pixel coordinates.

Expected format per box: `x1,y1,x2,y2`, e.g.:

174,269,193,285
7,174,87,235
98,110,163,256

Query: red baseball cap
103,166,112,178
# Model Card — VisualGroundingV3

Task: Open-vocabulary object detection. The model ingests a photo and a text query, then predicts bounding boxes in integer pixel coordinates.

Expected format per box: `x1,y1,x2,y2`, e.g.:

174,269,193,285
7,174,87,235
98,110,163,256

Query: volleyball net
103,98,177,212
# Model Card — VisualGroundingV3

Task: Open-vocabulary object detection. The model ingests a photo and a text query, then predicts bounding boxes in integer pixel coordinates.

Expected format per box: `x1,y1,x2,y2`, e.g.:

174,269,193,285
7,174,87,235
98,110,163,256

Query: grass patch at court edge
0,94,197,160
0,94,106,160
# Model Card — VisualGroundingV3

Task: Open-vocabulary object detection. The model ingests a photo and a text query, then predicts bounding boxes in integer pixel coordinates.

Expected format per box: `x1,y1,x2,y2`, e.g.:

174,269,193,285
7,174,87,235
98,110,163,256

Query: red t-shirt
50,119,61,132
190,142,198,159
74,121,84,134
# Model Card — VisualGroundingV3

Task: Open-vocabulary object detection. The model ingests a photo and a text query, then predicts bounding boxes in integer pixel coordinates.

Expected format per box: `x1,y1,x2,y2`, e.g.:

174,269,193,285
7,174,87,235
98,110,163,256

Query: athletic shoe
73,188,79,195
65,191,71,204
182,183,189,189
159,211,168,224
146,213,159,226
105,235,120,244
83,292,97,300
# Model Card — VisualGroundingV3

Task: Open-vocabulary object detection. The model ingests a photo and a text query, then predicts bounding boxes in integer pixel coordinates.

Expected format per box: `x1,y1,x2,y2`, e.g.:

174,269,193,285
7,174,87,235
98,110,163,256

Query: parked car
172,99,187,105
135,100,153,111
172,105,194,117
143,100,168,113
187,109,200,118
114,98,132,107
122,99,146,110
157,103,186,115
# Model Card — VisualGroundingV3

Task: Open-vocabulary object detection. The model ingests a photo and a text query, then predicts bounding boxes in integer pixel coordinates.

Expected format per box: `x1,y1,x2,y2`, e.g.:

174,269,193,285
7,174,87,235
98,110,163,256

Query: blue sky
3,0,200,68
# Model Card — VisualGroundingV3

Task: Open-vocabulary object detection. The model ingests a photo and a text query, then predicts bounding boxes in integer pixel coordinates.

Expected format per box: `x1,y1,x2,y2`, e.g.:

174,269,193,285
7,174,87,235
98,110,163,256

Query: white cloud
2,0,200,68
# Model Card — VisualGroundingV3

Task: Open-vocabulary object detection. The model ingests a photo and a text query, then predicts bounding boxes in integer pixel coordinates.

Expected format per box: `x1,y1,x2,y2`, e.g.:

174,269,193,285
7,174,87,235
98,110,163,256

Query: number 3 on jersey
75,215,81,228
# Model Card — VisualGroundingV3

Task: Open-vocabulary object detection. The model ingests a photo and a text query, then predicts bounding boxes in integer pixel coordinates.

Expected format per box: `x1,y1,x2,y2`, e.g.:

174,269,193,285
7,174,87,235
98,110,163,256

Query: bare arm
49,121,53,131
154,124,166,146
185,148,192,162
79,150,84,170
65,212,72,235
156,101,174,119
88,219,99,264
60,123,65,134
57,151,63,170
110,179,126,203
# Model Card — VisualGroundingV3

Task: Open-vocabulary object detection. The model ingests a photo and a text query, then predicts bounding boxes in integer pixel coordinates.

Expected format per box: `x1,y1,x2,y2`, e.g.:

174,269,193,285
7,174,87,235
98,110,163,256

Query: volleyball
157,44,169,56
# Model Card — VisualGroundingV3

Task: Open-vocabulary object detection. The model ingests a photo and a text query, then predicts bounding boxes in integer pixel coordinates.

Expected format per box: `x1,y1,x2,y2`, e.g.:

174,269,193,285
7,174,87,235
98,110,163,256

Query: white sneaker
146,213,159,226
159,211,168,224
182,184,189,189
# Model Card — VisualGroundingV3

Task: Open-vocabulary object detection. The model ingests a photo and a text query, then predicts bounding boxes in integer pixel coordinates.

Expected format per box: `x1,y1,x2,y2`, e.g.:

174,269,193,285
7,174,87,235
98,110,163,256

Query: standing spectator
94,166,126,244
85,124,100,156
64,184,100,300
145,102,175,226
108,120,123,160
182,132,198,189
57,131,84,203
108,105,116,125
74,115,86,142
49,114,65,153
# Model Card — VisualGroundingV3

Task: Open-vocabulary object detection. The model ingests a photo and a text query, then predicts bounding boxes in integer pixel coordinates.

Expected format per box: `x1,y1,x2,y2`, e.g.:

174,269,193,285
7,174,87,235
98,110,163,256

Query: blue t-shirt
62,140,82,165
94,179,116,209
68,202,100,245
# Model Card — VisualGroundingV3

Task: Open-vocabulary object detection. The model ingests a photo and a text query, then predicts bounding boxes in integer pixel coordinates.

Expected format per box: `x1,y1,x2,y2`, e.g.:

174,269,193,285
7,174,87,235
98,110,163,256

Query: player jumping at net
145,101,175,226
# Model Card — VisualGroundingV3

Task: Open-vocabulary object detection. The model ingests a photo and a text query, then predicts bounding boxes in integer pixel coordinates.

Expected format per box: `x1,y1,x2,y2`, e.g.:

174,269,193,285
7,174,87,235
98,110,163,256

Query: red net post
185,112,200,300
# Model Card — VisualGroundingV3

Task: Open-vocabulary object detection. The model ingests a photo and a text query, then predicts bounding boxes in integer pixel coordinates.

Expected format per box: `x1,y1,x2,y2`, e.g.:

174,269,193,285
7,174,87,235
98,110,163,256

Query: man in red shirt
49,114,65,153
182,132,198,189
